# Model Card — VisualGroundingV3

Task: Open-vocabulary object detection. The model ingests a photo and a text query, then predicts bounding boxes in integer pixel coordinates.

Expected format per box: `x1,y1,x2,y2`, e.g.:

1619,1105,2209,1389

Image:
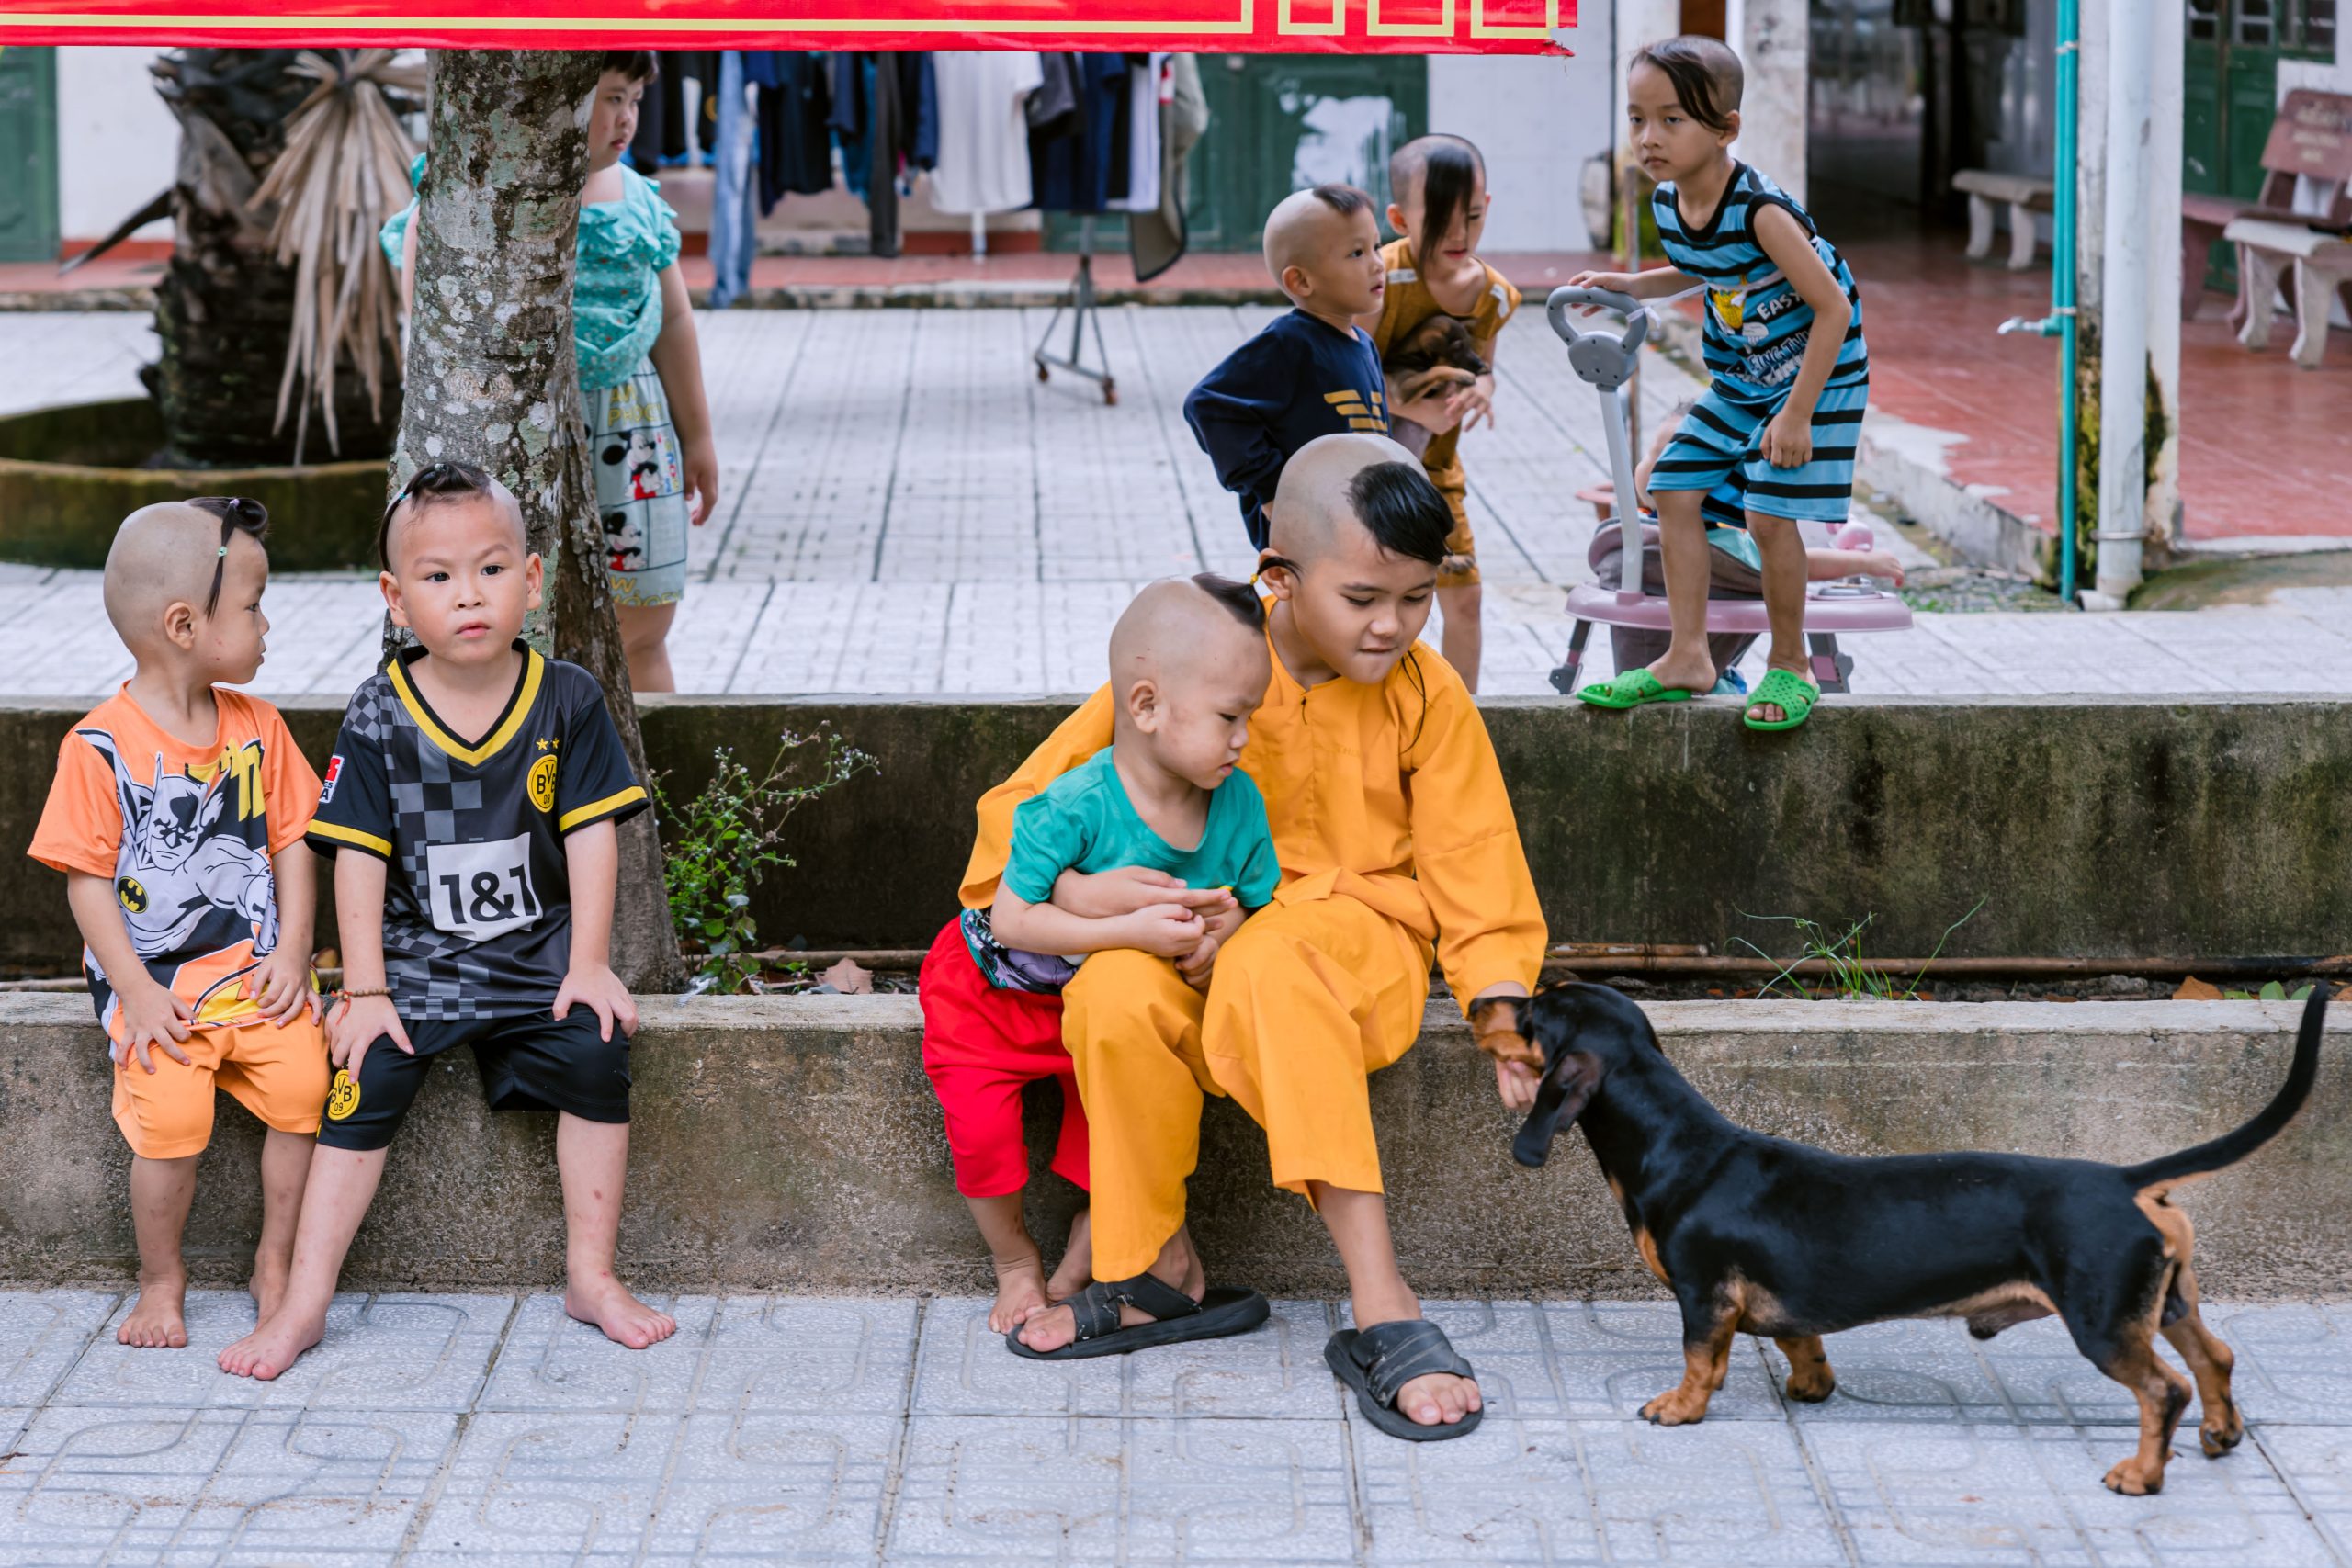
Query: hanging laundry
1027,53,1080,139
1029,53,1130,215
1109,54,1165,215
929,52,1046,215
1130,54,1209,283
752,51,834,211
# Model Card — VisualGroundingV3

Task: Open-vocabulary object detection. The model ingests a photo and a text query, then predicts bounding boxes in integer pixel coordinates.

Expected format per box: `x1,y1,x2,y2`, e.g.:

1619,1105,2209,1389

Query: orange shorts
111,1013,332,1159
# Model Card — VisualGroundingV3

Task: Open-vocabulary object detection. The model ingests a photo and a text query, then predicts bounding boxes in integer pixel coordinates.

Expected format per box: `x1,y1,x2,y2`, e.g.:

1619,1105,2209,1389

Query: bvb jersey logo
325,1069,360,1122
528,754,560,814
117,877,148,913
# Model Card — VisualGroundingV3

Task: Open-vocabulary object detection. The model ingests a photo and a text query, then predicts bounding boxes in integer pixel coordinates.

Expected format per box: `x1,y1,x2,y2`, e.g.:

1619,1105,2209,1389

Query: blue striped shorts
1649,378,1869,526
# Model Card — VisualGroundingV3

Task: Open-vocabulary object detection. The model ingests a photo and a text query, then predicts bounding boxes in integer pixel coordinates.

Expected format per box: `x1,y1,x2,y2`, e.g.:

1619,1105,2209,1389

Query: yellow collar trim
390,648,543,767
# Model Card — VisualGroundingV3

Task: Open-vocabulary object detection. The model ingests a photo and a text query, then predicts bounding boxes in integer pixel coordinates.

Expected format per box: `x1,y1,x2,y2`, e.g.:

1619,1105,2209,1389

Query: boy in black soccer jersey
220,462,672,1381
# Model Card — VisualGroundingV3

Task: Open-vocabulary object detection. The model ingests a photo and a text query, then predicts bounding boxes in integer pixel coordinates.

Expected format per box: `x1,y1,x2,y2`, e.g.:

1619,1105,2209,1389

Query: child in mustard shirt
1368,134,1520,694
29,498,327,1351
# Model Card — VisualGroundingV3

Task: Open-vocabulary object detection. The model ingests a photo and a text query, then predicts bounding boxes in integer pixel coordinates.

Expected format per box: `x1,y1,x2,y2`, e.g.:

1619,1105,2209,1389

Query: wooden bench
2185,89,2352,327
1953,169,2054,270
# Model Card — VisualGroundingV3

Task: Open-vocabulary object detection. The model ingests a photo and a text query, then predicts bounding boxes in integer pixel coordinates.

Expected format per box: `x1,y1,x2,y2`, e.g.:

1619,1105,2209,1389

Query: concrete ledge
4,695,2347,968
3,996,2344,1299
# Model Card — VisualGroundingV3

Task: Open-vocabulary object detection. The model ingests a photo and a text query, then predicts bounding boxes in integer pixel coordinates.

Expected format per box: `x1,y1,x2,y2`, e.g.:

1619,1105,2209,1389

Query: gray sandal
1325,1319,1485,1440
1004,1273,1270,1360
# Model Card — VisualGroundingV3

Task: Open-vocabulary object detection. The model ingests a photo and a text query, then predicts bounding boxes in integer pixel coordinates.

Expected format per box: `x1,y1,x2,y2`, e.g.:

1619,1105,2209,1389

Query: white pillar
2143,2,2185,551
2088,0,2153,609
1725,0,1811,205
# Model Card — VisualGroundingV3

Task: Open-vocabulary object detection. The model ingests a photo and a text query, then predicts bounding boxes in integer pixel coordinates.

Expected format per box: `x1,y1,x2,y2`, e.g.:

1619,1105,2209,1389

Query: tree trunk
148,49,401,467
392,50,685,993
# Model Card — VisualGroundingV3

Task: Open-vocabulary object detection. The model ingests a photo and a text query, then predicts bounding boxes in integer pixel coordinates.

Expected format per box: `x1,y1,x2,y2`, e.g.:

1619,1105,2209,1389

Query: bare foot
1045,1209,1093,1303
1360,1316,1484,1429
249,1257,290,1325
989,1251,1049,1335
219,1304,325,1380
1645,654,1718,697
565,1274,676,1350
119,1271,189,1349
1016,1231,1204,1354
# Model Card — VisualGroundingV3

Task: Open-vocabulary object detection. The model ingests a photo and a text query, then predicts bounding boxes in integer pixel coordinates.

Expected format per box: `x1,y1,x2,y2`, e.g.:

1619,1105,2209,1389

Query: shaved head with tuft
1109,574,1270,711
1267,433,1453,567
104,502,258,650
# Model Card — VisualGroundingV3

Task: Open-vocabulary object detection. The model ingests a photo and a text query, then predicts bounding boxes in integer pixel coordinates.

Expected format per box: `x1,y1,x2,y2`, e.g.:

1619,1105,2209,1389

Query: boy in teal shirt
921,574,1278,1335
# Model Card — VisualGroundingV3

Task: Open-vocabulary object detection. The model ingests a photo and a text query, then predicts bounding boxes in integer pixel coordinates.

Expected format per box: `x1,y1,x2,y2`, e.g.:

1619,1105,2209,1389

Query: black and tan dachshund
1511,981,2327,1495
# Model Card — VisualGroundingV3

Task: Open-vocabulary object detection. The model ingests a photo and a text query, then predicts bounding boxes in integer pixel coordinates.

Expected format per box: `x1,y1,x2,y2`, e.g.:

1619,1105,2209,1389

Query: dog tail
2122,987,2327,1190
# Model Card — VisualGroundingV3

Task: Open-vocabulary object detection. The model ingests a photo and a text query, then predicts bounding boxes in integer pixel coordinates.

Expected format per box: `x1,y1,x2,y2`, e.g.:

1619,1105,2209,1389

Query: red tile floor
1832,230,2351,543
10,233,2337,542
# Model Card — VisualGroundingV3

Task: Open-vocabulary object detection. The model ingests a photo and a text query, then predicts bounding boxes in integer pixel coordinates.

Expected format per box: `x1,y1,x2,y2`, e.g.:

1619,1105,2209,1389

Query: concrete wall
4,694,2348,970
3,995,2341,1299
55,48,175,244
1429,35,1618,252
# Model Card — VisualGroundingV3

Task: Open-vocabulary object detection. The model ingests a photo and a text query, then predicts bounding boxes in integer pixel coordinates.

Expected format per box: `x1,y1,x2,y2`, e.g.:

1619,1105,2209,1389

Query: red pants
918,918,1088,1197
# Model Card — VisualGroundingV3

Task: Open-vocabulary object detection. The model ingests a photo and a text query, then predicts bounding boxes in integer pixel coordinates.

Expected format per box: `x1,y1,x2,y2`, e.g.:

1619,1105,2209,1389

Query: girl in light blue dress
386,51,718,694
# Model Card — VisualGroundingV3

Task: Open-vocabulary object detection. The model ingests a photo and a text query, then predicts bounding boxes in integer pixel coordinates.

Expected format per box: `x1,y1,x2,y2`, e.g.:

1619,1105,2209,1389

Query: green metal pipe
2000,0,2081,604
2054,0,2080,605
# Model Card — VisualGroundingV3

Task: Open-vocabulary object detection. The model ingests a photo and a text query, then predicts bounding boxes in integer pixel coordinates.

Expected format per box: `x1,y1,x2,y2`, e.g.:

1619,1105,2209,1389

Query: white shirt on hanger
929,51,1047,216
1111,54,1166,214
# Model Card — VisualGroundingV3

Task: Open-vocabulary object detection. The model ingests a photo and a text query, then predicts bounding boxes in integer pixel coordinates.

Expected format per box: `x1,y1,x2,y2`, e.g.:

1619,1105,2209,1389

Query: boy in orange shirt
29,498,327,1350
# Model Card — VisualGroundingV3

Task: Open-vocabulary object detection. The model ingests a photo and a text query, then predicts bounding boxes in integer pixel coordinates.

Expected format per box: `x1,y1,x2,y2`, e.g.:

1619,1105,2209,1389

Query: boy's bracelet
332,986,392,1001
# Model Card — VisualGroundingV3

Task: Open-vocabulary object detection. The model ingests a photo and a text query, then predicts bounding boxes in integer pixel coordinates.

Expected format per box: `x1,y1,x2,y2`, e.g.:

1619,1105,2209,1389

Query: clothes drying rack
1034,214,1117,404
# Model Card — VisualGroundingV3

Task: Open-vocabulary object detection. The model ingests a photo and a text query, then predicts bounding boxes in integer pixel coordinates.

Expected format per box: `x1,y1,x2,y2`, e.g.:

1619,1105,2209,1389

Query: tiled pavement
4,309,2349,703
6,1290,2352,1565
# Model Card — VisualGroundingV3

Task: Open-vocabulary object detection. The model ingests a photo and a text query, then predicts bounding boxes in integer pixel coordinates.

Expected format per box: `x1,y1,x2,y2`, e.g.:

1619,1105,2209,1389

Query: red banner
0,1,1573,52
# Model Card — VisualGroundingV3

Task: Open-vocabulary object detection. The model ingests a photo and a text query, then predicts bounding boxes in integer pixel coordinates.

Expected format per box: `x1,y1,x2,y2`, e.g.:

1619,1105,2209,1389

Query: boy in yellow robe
959,433,1546,1440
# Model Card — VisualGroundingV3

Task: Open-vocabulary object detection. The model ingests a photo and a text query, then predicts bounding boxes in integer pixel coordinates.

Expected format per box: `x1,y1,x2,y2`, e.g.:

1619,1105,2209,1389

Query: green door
0,47,61,264
1048,54,1427,254
2185,0,2337,288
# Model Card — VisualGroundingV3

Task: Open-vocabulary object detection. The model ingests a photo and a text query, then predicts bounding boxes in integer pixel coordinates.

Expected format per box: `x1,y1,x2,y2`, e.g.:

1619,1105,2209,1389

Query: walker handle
1546,286,1649,351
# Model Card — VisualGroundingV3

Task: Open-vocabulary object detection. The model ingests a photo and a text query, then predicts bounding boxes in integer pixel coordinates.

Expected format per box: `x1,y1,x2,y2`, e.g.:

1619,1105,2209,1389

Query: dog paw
2102,1459,2166,1495
2200,1416,2245,1458
1783,1370,1837,1404
1639,1388,1712,1426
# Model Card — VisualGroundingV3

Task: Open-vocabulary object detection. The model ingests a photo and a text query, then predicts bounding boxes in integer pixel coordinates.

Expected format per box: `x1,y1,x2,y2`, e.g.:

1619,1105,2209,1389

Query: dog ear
1512,1048,1604,1168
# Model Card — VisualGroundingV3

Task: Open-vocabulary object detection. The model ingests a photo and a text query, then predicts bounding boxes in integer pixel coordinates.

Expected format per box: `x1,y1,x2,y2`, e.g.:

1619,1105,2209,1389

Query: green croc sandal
1577,669,1694,710
1744,668,1820,731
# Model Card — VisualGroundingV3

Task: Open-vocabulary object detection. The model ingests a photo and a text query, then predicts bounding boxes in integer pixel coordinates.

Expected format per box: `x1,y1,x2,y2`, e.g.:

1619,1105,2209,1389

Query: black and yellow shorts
316,1010,632,1152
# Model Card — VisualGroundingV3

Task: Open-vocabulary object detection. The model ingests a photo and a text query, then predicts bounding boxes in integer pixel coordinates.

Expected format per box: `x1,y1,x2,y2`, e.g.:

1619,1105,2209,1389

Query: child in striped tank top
1569,35,1870,732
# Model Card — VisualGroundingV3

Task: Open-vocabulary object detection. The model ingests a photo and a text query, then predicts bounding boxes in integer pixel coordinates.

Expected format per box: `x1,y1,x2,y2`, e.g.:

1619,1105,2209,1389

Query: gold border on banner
1366,0,1452,37
0,3,1266,36
1470,0,1556,38
1274,0,1343,35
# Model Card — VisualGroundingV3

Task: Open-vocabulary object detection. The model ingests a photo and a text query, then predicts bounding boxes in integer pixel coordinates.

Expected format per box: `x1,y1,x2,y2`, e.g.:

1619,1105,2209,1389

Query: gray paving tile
911,1296,1340,1420
1353,1415,1847,1566
0,1290,113,1406
476,1292,716,1413
1803,1418,2335,1567
2207,1303,2352,1426
886,1415,1355,1564
407,1409,684,1563
650,1409,896,1564
1529,1301,1785,1421
0,1404,455,1565
2247,1425,2352,1562
56,1291,509,1413
1757,1317,2014,1422
700,1295,919,1416
1967,1315,2181,1427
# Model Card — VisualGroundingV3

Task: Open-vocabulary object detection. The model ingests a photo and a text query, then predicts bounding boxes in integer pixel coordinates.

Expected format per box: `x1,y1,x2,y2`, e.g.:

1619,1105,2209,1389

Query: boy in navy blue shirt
1185,186,1391,550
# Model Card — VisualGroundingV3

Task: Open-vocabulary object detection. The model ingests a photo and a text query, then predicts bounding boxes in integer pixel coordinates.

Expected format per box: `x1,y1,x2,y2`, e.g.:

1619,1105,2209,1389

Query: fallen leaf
821,958,874,995
2173,976,2224,1001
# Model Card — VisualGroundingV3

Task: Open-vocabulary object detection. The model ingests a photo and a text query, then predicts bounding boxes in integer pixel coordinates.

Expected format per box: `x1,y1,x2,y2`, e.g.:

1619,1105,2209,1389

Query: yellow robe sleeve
957,686,1117,909
1398,654,1547,1002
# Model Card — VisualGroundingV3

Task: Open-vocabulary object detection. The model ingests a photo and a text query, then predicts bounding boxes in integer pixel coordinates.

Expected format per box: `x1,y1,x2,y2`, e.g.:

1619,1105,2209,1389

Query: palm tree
141,48,416,467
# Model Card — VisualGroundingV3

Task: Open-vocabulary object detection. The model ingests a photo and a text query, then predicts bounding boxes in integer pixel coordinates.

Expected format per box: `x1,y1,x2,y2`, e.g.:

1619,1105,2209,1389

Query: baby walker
1542,285,1912,698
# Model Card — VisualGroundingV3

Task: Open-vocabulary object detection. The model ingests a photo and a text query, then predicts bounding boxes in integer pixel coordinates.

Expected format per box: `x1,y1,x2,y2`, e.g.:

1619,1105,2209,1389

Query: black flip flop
1004,1272,1270,1360
1325,1320,1485,1441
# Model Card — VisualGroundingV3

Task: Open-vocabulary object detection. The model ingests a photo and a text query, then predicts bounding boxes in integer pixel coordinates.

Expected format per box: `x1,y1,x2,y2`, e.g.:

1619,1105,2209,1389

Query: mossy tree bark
149,49,401,467
391,50,684,992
